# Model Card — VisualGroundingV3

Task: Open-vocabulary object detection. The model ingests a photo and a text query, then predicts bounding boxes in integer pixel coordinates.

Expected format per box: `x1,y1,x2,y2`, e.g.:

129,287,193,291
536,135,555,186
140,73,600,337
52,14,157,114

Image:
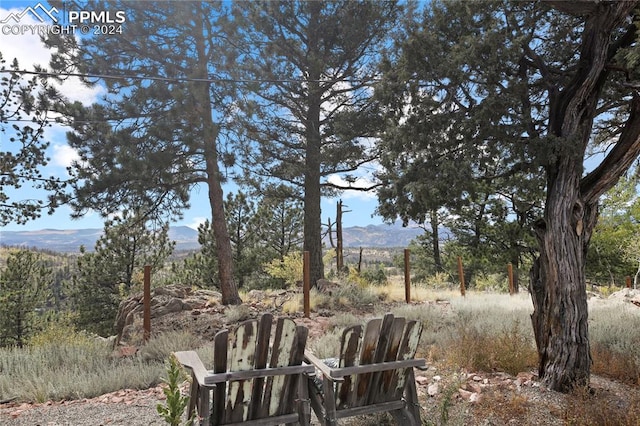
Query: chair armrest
175,351,315,386
202,364,315,385
173,351,210,386
304,350,338,380
305,350,426,380
334,358,425,377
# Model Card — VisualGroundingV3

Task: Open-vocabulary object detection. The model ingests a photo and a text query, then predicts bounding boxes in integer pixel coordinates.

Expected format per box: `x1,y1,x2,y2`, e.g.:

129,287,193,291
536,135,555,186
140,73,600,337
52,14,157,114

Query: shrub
359,266,388,286
224,304,252,324
429,296,537,374
328,313,363,330
157,354,194,426
28,314,86,348
473,272,508,293
492,319,537,375
0,332,165,403
316,282,380,309
563,385,640,426
589,303,640,383
263,253,303,287
422,272,455,289
139,331,203,363
308,328,343,359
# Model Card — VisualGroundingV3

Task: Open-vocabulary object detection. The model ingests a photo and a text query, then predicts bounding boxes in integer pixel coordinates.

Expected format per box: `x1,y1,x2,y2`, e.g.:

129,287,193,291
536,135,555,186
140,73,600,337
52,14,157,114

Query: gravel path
0,388,166,426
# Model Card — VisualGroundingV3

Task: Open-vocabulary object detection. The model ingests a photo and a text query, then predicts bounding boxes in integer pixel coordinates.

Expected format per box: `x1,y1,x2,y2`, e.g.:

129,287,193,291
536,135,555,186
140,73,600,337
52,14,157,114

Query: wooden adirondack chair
174,313,314,426
305,313,425,426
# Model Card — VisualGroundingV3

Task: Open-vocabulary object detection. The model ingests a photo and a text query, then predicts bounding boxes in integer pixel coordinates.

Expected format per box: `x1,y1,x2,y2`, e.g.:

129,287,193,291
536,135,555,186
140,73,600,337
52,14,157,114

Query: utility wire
0,68,380,85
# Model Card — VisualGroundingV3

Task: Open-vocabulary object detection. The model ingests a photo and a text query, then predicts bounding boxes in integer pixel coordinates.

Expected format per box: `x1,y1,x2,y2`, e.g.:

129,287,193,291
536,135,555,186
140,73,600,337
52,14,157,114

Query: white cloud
51,143,79,168
186,217,207,230
1,6,104,105
326,175,377,201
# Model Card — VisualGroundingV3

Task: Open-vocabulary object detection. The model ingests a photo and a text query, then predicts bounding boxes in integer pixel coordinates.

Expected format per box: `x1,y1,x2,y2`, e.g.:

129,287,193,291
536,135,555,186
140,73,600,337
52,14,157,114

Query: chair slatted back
335,313,422,410
211,313,308,425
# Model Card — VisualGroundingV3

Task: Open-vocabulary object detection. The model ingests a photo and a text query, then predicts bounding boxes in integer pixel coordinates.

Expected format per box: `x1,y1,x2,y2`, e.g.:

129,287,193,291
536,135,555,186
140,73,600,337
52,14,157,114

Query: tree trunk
530,175,598,392
336,200,344,273
530,1,640,392
429,209,442,272
304,110,324,287
303,2,325,288
193,9,241,305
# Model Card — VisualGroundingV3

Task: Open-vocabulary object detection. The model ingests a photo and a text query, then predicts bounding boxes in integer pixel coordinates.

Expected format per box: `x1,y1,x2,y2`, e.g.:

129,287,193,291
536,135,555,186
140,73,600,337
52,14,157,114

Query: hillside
0,223,425,252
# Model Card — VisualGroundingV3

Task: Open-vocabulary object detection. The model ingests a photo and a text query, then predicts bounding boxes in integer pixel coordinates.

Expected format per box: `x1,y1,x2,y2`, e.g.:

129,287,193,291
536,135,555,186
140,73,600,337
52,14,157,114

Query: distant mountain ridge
0,223,424,253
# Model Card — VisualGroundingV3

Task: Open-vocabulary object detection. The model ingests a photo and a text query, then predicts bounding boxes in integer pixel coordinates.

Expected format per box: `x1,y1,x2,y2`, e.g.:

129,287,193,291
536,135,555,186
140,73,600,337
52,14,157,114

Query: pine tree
231,1,400,287
70,211,174,335
0,250,52,347
47,1,241,304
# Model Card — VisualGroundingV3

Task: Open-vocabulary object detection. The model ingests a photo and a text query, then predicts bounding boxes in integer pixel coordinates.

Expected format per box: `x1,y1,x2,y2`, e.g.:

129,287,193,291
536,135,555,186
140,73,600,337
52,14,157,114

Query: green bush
157,354,194,426
473,272,508,293
263,253,303,287
359,266,388,286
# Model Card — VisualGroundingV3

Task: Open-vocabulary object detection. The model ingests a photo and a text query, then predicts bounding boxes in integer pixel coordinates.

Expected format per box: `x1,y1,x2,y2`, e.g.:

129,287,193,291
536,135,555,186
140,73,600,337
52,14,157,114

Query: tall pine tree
48,1,242,304
230,1,400,286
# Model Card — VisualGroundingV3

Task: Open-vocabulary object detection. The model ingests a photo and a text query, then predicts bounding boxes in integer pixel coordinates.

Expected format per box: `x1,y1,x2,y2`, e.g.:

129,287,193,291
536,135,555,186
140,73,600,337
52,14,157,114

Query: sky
0,1,386,232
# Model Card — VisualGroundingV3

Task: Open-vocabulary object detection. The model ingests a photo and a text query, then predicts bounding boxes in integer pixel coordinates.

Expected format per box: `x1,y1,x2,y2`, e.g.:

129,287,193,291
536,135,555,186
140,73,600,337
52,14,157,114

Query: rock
468,382,482,394
458,389,473,400
427,383,439,396
113,285,222,346
317,279,340,294
415,375,429,386
469,392,482,403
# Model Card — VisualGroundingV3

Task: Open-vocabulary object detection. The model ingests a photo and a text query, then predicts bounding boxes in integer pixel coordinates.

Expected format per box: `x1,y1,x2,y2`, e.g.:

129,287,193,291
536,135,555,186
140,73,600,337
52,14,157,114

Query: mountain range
0,223,424,253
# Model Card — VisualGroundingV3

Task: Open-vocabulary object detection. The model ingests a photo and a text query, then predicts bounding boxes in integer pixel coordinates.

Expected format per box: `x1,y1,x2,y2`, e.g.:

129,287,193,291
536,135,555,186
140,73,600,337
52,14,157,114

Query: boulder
316,279,340,295
114,285,222,346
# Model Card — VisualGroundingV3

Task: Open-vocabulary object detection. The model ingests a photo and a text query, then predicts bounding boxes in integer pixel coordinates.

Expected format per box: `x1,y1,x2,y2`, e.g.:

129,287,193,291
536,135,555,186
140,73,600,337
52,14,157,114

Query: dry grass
380,276,460,302
591,343,640,385
472,389,530,424
561,385,640,426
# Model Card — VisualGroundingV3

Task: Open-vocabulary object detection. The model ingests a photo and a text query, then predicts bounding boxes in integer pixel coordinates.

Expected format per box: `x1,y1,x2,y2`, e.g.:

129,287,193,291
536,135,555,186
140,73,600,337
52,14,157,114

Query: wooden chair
174,313,314,426
305,313,425,426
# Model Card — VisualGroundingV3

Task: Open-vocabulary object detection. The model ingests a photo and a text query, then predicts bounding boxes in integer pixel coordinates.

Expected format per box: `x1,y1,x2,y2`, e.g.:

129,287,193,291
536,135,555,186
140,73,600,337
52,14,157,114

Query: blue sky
0,1,385,232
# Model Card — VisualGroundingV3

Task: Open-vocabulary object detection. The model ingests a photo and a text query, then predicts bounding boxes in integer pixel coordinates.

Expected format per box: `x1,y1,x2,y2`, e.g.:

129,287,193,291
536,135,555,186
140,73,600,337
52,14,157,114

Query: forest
1,0,640,394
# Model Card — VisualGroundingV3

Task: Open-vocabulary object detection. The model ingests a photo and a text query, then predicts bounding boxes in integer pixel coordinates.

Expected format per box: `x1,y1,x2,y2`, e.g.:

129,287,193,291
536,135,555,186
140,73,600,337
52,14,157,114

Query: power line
0,68,379,85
